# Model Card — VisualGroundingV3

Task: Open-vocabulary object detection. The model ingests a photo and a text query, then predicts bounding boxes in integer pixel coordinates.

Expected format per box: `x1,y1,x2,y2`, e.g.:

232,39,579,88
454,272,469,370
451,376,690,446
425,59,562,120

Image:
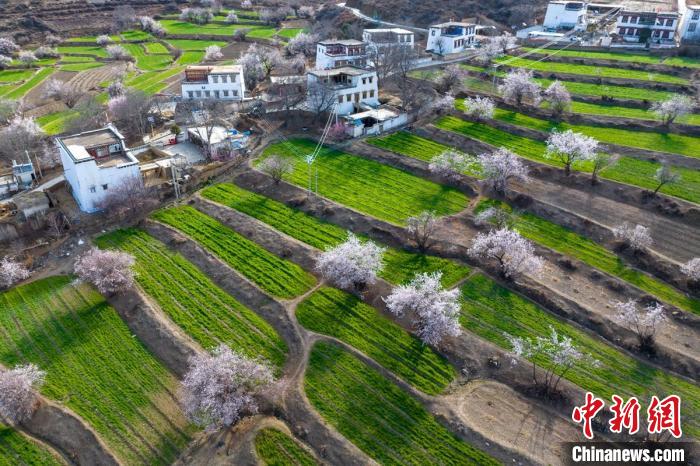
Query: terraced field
459,273,700,438
520,47,700,68
96,228,288,370
0,68,55,99
36,110,78,135
305,341,498,465
568,101,700,126
0,276,192,465
297,287,455,395
126,66,185,94
56,45,108,58
435,116,700,204
254,428,318,466
475,200,700,315
495,56,689,84
200,183,471,286
122,43,172,71
152,206,315,299
492,108,700,159
257,139,469,225
160,20,275,37
0,425,63,466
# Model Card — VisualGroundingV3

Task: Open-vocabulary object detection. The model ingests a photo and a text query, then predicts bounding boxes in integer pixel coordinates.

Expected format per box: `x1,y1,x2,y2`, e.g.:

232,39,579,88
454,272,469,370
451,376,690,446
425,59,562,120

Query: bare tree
384,272,461,347
407,211,438,252
0,256,30,289
612,222,653,251
436,64,464,94
258,154,294,183
65,96,107,134
43,78,82,108
45,211,70,239
0,98,18,124
316,233,385,290
267,78,307,122
181,344,273,432
74,247,136,296
112,5,136,32
0,364,45,423
589,152,617,185
0,117,46,168
107,90,153,139
613,299,666,351
468,228,543,279
432,37,447,55
545,130,598,176
478,147,529,194
652,164,680,194
306,80,337,122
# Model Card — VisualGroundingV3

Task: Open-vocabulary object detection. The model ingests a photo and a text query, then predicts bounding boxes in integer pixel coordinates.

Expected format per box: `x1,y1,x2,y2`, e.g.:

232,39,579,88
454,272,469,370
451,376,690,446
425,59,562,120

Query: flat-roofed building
362,28,415,50
615,9,678,43
306,66,379,115
315,39,368,70
426,21,476,54
181,65,245,100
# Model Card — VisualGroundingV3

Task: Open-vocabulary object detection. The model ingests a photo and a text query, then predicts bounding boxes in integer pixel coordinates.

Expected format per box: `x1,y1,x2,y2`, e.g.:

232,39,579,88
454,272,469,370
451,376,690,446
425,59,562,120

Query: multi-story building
615,10,678,44
426,21,476,54
362,28,415,50
181,65,245,100
306,66,379,115
57,124,141,213
679,2,700,43
543,1,588,30
315,40,368,70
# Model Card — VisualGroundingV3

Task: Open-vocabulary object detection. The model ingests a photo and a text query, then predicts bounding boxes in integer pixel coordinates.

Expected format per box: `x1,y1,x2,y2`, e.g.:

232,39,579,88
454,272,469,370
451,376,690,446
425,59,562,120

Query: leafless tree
258,154,294,183
96,174,157,220
268,78,307,122
432,37,447,55
45,211,70,239
112,5,136,32
652,164,680,194
589,152,617,185
0,117,46,168
306,81,336,122
435,64,464,94
407,211,438,252
107,90,153,140
65,96,107,134
188,100,230,160
0,98,18,124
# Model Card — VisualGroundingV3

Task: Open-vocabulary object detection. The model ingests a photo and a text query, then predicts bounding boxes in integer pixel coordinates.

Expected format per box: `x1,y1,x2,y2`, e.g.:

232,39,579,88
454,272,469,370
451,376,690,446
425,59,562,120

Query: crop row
0,276,192,465
0,424,63,466
152,205,315,299
257,138,469,225
121,43,173,71
435,116,700,204
519,47,700,69
200,183,471,286
459,273,700,438
305,341,498,465
254,428,319,466
297,286,455,395
95,228,288,370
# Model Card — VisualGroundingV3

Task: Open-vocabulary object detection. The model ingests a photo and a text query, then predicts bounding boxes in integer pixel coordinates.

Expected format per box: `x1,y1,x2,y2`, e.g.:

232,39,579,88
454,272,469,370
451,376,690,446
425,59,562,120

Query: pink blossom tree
181,344,273,432
0,364,45,423
326,122,348,141
478,147,528,194
407,211,438,252
651,94,694,126
463,96,495,121
612,222,652,251
507,327,597,397
613,299,666,350
545,130,598,176
316,233,385,290
681,258,700,283
0,257,30,289
74,247,135,296
429,150,478,181
384,272,461,347
204,45,223,61
543,81,571,117
468,228,543,279
498,69,541,107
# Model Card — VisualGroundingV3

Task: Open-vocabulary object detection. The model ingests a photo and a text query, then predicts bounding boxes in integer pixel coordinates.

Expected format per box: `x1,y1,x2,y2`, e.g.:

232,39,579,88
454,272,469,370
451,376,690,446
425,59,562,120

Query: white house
362,28,415,50
679,2,700,43
315,39,368,70
615,10,678,44
181,65,245,100
342,108,408,137
543,1,588,30
57,124,141,213
306,66,379,115
426,22,476,54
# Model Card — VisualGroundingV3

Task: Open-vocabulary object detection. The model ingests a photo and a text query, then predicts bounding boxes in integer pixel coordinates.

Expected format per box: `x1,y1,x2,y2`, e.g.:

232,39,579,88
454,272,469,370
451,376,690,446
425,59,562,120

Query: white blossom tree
426,94,455,115
106,45,132,61
0,364,45,423
204,45,223,61
651,94,694,125
589,152,618,185
225,11,239,23
0,38,19,56
0,55,11,69
139,16,165,36
478,147,528,194
463,96,494,121
180,7,214,24
316,233,385,290
493,33,517,53
0,257,30,289
96,34,113,46
107,80,126,98
545,130,598,176
407,211,438,252
507,327,597,397
0,98,18,124
436,64,464,94
181,344,273,432
652,164,680,195
0,116,45,169
286,32,317,57
543,81,571,117
681,258,700,283
18,51,37,67
297,5,314,18
258,154,294,183
74,248,135,296
468,228,543,279
474,206,514,230
43,78,82,108
612,222,653,251
384,272,461,347
476,41,502,65
613,299,666,350
241,0,253,8
34,46,59,59
429,150,478,182
499,69,541,107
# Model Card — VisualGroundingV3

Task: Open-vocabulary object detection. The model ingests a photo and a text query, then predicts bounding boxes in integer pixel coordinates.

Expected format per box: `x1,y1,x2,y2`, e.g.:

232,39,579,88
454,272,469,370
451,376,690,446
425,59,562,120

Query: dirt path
440,381,586,465
518,177,700,264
